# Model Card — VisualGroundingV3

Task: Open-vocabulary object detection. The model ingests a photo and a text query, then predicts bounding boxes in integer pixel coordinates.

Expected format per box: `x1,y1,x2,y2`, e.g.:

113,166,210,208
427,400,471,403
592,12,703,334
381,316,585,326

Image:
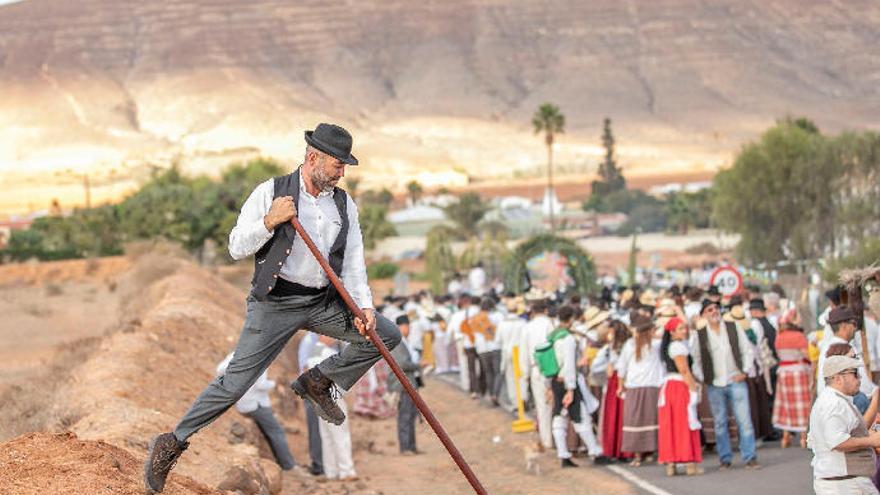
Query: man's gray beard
310,167,337,193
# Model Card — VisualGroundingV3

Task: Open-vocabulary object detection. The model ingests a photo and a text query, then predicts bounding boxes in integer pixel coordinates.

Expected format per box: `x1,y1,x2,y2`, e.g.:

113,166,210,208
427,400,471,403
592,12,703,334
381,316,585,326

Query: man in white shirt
216,352,296,471
519,298,556,450
809,355,880,495
549,305,611,467
691,299,759,469
496,300,526,412
145,124,402,494
449,294,478,393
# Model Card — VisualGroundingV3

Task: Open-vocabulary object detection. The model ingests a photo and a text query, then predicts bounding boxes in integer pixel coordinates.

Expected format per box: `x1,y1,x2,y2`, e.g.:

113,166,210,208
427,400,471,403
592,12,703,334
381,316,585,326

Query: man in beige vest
809,355,880,494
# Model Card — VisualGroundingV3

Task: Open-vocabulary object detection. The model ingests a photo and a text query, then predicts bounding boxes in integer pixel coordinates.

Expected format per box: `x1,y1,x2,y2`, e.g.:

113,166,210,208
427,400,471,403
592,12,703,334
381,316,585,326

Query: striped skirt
622,386,660,454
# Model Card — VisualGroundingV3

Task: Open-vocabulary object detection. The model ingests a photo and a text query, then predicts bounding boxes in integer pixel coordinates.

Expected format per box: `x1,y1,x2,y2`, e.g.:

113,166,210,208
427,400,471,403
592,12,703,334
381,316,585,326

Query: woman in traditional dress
593,319,631,461
617,313,666,466
351,360,395,419
771,309,812,448
658,317,703,476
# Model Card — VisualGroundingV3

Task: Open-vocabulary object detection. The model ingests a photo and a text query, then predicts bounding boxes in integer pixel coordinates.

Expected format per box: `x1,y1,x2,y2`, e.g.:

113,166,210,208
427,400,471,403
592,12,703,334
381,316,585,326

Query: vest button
273,274,278,278
278,261,283,266
286,249,291,255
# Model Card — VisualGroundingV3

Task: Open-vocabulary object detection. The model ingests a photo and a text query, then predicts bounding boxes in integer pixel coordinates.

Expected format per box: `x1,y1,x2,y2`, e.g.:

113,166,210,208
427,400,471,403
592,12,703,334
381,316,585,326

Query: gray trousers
244,405,295,470
397,393,418,453
304,401,323,473
174,291,401,442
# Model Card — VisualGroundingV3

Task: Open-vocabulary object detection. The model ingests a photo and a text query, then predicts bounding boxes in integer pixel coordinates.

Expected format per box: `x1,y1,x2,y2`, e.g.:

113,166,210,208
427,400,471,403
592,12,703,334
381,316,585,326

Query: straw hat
639,289,658,307
583,307,611,330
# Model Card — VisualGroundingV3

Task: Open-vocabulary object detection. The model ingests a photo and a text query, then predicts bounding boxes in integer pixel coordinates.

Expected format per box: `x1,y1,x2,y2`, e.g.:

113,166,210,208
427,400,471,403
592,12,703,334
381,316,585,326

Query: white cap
822,355,864,379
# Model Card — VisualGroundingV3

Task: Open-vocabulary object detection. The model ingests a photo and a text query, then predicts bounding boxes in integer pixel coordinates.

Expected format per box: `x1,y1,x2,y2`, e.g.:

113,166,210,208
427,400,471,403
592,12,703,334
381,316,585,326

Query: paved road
606,440,814,495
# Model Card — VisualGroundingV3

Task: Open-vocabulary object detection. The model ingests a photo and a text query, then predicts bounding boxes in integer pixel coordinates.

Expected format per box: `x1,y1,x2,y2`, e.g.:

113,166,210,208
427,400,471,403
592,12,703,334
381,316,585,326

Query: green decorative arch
503,234,596,294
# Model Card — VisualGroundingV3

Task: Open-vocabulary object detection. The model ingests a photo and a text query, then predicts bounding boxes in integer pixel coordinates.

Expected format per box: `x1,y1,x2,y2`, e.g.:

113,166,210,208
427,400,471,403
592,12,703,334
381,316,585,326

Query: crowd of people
229,267,880,493
330,276,880,492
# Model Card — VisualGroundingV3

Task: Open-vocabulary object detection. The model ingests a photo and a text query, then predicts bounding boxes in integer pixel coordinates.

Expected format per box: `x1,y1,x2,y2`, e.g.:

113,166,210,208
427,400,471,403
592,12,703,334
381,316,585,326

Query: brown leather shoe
291,367,345,425
143,432,188,494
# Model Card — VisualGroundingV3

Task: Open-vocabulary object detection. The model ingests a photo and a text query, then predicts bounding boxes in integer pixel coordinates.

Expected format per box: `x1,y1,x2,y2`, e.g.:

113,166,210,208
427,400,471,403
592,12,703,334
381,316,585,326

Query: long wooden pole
290,217,488,495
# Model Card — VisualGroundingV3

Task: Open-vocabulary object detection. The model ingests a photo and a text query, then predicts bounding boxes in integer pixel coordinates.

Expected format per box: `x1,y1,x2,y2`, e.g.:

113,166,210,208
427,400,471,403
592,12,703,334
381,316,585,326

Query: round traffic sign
709,265,743,296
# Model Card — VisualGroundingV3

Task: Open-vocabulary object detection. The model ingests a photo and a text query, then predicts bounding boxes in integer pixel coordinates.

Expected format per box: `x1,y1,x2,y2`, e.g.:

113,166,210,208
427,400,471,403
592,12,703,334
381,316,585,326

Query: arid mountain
1,0,879,212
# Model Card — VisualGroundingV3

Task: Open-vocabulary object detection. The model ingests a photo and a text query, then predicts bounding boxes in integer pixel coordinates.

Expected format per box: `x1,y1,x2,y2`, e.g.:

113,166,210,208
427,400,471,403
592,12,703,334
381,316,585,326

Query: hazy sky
0,0,27,5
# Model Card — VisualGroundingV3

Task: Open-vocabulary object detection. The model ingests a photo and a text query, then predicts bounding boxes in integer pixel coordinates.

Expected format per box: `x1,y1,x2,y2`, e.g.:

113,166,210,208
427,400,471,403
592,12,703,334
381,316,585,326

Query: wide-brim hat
723,305,746,321
584,308,610,330
700,298,719,316
305,123,359,165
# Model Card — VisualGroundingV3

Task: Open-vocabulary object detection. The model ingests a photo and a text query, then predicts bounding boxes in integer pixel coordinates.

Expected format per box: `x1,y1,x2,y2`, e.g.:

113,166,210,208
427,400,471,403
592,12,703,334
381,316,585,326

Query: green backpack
534,327,571,378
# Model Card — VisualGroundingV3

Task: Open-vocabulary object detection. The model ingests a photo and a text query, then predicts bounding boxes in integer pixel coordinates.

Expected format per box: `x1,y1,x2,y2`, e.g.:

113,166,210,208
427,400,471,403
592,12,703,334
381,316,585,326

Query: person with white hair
809,355,880,494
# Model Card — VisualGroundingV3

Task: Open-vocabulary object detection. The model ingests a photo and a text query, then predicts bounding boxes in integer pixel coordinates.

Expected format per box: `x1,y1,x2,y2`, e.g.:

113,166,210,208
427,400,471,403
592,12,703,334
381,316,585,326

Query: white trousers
502,351,517,411
434,333,451,373
529,368,553,449
318,397,356,479
813,477,880,495
551,402,602,459
456,339,470,392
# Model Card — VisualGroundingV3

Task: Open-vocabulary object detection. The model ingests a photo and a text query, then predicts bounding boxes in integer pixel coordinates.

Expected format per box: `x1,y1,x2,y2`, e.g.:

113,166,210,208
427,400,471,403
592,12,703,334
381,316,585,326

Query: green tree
591,118,626,198
712,119,838,264
532,103,565,231
406,180,423,206
443,193,491,239
361,188,394,207
358,204,397,250
665,192,693,234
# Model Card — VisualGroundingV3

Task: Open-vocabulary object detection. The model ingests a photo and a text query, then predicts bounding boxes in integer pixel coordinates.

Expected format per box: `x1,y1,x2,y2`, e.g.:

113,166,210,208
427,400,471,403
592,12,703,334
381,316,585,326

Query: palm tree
532,103,565,231
406,180,423,206
359,204,397,250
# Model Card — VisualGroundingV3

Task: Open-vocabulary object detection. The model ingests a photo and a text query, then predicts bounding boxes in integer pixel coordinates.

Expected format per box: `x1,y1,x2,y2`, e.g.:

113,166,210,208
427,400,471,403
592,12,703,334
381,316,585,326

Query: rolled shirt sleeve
824,410,853,451
341,196,374,309
228,179,274,260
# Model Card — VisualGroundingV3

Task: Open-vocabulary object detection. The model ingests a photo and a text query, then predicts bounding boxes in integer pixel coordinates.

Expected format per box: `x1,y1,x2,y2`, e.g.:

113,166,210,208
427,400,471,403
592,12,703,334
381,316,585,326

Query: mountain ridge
1,0,879,212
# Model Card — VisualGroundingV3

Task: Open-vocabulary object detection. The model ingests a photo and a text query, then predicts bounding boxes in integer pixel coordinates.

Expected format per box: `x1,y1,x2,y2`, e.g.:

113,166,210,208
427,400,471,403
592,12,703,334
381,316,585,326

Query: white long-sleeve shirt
519,315,555,374
615,338,665,388
228,174,373,309
553,333,578,390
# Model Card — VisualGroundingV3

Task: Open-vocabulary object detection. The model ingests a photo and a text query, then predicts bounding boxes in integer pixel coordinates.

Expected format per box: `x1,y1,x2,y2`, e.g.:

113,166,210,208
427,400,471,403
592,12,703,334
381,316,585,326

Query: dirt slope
0,432,218,495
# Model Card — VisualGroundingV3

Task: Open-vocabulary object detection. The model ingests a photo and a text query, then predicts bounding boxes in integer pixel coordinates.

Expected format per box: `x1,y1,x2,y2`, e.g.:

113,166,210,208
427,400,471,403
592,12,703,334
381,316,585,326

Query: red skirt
601,371,630,459
658,379,702,464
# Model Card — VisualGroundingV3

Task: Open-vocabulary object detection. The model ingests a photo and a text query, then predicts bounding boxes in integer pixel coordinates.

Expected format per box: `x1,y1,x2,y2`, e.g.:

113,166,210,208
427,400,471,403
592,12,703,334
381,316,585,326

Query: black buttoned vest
250,168,349,302
696,321,745,385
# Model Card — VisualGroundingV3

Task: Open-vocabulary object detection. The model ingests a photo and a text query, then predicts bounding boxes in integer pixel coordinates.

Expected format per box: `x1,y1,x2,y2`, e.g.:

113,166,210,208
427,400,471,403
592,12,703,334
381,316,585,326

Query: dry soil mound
0,431,218,495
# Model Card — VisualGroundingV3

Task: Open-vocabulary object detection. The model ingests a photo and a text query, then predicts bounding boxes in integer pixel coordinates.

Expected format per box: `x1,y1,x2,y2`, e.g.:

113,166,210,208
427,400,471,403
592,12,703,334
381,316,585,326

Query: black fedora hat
304,123,358,165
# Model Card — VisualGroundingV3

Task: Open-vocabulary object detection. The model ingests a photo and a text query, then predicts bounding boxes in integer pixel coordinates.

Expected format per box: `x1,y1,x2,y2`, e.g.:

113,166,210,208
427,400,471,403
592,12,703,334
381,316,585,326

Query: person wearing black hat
691,299,760,469
748,297,780,438
144,123,403,494
817,306,878,401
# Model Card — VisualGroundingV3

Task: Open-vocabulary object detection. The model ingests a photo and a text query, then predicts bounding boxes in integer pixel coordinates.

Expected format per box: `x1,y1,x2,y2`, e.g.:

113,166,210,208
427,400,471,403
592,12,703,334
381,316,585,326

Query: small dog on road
524,444,541,476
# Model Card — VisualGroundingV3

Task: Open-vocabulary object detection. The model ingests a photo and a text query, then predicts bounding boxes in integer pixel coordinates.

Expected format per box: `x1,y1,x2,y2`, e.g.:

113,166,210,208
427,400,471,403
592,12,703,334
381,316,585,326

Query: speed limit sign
709,265,743,296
